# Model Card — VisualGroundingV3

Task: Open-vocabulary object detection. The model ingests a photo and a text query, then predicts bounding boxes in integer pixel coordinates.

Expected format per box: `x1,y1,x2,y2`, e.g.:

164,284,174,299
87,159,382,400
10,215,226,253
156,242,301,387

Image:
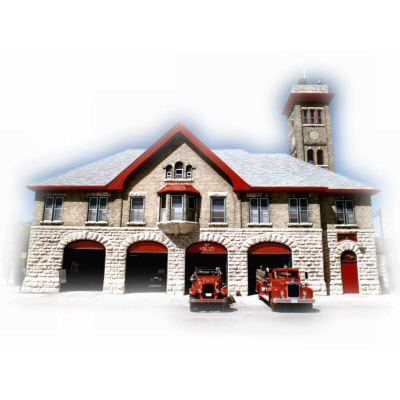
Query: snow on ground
0,286,399,400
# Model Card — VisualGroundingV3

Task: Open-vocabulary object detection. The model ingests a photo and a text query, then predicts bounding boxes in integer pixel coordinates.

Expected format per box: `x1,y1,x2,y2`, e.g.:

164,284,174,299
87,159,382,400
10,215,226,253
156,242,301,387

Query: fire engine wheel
269,295,276,311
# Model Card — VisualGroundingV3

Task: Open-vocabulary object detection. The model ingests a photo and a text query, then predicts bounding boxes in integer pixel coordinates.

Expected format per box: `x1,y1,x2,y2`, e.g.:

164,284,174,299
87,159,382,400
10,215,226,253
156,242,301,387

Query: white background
0,1,400,399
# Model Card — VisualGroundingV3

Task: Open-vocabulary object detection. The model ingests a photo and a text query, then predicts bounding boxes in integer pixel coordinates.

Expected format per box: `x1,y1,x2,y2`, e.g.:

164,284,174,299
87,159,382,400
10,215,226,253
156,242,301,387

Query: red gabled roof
106,123,251,191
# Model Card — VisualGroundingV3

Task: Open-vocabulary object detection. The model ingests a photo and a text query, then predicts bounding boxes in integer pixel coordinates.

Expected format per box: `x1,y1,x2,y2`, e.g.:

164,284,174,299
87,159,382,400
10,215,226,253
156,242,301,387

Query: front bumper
273,298,315,304
189,297,228,304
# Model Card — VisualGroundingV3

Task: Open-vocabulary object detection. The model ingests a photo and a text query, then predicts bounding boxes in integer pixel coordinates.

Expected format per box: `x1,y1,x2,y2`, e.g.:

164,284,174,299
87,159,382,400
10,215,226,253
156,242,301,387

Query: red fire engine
189,267,230,311
256,267,314,310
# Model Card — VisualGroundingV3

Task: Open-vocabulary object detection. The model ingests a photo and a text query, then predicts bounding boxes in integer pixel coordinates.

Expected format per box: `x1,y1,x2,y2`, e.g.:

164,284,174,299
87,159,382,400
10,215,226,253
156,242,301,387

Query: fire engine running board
259,294,314,304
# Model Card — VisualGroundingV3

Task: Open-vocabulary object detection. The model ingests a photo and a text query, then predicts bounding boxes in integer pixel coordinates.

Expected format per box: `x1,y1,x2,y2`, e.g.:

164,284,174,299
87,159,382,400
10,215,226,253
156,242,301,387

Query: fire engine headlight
198,289,202,293
280,290,285,297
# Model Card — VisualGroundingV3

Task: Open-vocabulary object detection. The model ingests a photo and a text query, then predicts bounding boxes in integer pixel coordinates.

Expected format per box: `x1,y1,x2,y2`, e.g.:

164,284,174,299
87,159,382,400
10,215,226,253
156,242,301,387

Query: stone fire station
22,80,381,296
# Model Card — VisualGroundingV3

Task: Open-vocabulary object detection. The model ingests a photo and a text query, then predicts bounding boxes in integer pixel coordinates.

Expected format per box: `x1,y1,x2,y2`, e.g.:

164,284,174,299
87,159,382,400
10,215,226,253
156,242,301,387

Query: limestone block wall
325,229,380,294
22,226,331,295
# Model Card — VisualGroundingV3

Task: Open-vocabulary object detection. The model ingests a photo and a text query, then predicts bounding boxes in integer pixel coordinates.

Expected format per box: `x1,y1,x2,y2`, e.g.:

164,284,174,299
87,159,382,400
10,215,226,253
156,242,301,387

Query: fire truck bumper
273,298,315,304
189,297,228,304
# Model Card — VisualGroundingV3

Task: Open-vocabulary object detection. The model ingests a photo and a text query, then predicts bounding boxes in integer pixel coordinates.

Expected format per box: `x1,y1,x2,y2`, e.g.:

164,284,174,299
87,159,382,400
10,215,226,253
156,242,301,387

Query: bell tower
283,78,335,171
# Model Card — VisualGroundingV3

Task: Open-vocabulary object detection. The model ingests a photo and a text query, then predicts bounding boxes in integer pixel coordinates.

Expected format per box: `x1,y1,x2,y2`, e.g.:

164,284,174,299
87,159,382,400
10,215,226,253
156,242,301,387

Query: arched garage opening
341,251,359,294
61,240,105,291
185,242,227,294
248,242,292,295
125,241,168,293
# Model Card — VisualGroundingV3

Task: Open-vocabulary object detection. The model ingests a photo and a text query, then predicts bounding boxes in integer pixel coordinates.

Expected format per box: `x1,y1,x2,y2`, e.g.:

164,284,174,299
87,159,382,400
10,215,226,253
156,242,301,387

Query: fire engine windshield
275,270,299,279
196,270,219,276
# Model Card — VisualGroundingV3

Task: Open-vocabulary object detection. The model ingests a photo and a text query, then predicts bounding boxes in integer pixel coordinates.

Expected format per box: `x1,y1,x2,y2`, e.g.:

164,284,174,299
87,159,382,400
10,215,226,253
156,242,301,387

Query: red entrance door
341,251,359,294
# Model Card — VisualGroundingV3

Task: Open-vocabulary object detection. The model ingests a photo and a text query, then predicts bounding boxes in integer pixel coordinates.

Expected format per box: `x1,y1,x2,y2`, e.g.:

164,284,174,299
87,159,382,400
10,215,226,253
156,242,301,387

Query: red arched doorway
185,242,227,294
247,242,292,295
125,241,168,293
61,240,105,291
341,251,359,294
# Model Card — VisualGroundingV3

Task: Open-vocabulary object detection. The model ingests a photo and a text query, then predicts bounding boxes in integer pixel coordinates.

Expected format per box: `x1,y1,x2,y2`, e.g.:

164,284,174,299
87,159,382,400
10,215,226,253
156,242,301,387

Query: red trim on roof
26,124,379,195
187,242,227,254
67,240,105,250
128,241,168,253
157,184,200,195
249,242,291,255
282,92,335,116
105,124,251,191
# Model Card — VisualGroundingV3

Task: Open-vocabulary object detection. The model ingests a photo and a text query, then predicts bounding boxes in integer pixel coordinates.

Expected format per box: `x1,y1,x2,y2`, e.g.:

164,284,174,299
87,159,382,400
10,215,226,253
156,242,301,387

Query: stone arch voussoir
120,232,174,252
334,241,362,258
57,231,113,252
240,233,298,253
181,232,236,252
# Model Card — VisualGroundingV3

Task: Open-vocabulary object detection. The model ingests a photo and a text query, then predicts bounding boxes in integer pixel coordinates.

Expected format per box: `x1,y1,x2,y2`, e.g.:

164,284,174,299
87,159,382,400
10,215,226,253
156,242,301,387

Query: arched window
166,165,172,179
317,149,324,165
186,165,192,179
307,149,314,165
174,162,184,179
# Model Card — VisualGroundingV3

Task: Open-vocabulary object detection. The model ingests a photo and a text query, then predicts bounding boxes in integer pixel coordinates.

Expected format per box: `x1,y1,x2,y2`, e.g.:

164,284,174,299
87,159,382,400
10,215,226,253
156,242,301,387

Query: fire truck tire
269,295,276,311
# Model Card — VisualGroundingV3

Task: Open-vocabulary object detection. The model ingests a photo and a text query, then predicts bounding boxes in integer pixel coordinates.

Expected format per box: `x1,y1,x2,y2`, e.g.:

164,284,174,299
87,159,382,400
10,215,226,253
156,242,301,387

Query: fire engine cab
256,267,314,310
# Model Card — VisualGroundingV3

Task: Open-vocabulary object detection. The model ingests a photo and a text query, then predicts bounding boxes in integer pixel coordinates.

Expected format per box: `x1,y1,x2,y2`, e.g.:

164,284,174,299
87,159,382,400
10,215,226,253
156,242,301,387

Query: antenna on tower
298,68,308,85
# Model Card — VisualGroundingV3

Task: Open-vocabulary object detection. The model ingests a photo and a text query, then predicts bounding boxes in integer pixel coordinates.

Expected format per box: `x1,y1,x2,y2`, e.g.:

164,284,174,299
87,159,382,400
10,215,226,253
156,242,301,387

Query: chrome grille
287,283,300,298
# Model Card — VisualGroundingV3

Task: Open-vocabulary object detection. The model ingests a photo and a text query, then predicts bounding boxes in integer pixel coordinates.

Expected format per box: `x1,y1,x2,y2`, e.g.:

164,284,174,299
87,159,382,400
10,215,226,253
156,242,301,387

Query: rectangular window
43,196,64,221
211,197,226,223
88,196,108,222
249,198,270,223
175,168,184,179
302,109,308,124
171,195,184,221
310,109,315,124
289,197,309,223
159,195,167,221
187,196,196,222
336,199,355,224
299,198,309,223
130,197,145,222
317,109,323,124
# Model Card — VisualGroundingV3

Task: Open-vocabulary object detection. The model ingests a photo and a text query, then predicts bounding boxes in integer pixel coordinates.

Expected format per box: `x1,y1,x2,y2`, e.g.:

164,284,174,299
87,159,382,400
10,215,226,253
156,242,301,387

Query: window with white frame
317,109,323,124
289,197,309,223
130,197,145,222
187,195,196,222
249,198,270,223
43,196,64,221
166,165,173,179
336,199,355,225
302,109,308,124
171,194,184,221
310,109,315,124
174,162,184,179
159,195,167,221
88,197,108,222
186,165,193,179
211,197,226,223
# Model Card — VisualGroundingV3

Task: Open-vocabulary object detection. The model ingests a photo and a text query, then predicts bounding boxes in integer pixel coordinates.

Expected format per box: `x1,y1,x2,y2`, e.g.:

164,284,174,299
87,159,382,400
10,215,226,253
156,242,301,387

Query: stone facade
22,226,328,295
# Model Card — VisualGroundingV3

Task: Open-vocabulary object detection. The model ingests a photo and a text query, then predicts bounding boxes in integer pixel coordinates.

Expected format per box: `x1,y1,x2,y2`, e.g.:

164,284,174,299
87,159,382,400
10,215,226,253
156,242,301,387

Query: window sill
209,223,228,227
40,221,64,225
287,223,313,227
334,224,359,229
165,179,194,183
247,223,272,227
85,221,108,226
127,222,146,226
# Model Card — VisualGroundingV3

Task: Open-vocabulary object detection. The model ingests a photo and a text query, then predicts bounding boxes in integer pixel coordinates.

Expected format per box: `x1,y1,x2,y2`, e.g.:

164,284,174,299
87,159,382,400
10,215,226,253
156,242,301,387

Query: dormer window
166,165,173,179
175,162,184,179
186,165,192,179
